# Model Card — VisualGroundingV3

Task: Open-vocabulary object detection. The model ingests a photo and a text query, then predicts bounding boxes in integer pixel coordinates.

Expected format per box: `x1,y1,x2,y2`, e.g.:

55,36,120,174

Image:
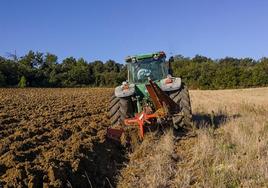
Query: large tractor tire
108,94,138,147
169,83,193,130
109,94,134,127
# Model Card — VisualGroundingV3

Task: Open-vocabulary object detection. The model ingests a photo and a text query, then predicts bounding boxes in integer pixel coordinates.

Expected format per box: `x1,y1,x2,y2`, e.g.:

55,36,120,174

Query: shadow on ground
68,140,128,188
193,112,241,129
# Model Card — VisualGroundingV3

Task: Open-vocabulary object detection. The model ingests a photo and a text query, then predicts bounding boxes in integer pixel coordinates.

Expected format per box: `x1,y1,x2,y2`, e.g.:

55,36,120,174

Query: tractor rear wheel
109,94,134,127
169,83,193,130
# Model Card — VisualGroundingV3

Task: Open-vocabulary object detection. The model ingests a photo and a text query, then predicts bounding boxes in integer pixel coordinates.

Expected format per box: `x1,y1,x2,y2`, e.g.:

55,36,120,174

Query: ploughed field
0,88,126,187
1,87,268,187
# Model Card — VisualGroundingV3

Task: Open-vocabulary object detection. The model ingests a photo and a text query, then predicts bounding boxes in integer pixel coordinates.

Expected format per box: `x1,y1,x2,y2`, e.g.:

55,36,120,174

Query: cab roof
125,51,166,63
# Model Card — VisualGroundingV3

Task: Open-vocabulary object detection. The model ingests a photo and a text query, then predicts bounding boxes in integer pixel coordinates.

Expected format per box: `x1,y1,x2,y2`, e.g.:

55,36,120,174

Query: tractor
107,51,192,142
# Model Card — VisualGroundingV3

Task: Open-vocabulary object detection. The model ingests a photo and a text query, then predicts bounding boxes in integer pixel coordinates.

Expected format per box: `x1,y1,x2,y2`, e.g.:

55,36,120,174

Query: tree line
0,51,267,89
172,55,268,89
0,51,126,88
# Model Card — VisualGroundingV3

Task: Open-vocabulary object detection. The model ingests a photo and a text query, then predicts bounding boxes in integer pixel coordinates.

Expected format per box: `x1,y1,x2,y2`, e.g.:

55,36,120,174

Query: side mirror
168,56,174,75
169,56,174,63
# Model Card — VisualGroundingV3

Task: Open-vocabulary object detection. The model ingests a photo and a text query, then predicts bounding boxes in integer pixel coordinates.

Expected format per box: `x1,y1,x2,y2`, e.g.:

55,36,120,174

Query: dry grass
118,87,268,187
187,88,268,187
118,130,176,188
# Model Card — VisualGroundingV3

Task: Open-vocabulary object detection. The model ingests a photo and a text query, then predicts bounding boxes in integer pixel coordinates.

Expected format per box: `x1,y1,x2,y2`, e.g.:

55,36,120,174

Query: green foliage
18,76,27,88
0,57,19,85
172,55,268,89
0,71,6,86
0,51,268,89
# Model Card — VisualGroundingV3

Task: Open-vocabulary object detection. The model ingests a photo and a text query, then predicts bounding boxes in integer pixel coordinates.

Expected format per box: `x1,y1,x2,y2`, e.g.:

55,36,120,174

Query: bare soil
0,88,126,188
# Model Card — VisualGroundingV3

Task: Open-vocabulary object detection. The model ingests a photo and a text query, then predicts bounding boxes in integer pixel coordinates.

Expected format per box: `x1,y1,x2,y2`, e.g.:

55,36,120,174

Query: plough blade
106,128,124,142
124,111,158,139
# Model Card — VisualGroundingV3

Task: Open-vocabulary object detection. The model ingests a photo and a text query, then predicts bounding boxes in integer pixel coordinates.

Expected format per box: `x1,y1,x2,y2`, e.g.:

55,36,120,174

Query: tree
0,71,6,86
0,58,19,85
67,58,91,85
36,53,59,86
18,76,27,88
198,62,217,89
91,61,104,74
104,60,120,72
192,55,212,64
18,51,40,86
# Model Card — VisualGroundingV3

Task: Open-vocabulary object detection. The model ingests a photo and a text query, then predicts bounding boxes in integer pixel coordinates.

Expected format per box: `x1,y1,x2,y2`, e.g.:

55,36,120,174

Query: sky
0,0,268,63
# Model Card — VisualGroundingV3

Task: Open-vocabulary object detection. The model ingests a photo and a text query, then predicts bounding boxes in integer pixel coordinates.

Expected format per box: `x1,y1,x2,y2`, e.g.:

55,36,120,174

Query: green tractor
107,51,192,141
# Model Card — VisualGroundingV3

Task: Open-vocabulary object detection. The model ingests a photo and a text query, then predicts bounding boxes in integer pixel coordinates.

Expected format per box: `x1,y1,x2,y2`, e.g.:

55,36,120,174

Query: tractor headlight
164,74,173,84
131,57,137,63
153,54,159,60
121,81,129,90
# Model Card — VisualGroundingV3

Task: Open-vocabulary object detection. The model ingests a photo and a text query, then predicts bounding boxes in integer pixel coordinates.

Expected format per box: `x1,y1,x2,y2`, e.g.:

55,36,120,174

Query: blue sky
0,0,267,63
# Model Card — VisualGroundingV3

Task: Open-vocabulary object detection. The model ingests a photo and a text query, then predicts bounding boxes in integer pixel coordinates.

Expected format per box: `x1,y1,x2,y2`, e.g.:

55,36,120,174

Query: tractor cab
125,52,169,84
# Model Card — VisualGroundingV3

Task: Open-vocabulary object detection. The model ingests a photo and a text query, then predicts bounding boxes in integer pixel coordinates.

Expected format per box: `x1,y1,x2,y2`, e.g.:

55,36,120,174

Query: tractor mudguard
114,83,135,98
160,77,182,92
